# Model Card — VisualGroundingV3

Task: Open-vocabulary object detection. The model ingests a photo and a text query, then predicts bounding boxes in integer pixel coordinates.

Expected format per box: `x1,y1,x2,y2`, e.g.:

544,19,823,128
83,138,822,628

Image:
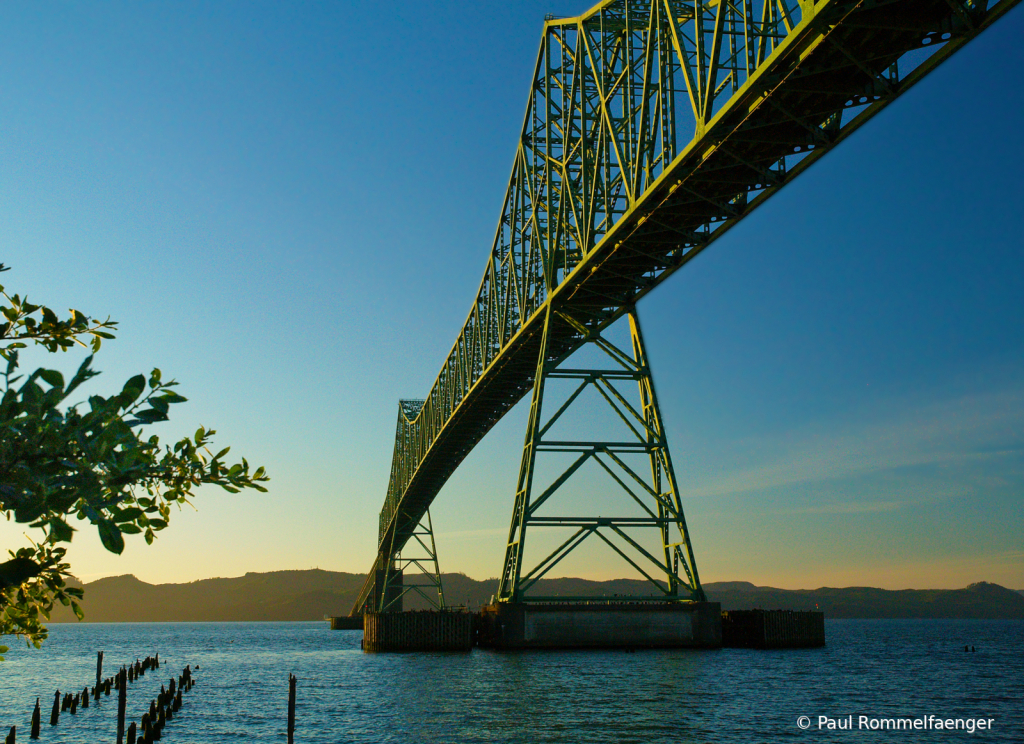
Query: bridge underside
353,0,1020,615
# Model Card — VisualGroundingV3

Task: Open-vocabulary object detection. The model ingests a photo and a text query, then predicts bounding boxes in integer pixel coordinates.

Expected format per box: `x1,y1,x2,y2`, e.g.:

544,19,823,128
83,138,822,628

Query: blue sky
1,2,1021,590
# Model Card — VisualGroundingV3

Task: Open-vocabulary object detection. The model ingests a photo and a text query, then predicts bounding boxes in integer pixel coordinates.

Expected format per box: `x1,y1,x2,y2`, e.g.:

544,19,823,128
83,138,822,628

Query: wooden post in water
49,691,59,726
116,669,127,744
29,698,40,740
96,650,104,688
5,725,14,744
287,674,297,744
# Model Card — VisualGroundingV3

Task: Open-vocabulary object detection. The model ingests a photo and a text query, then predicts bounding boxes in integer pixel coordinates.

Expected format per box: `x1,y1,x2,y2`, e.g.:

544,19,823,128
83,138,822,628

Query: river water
1,620,1021,742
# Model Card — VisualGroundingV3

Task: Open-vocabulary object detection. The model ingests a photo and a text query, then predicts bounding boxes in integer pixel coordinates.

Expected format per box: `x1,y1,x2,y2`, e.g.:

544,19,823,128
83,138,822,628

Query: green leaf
97,520,125,555
113,507,144,523
72,602,84,621
129,409,167,425
120,375,146,403
48,519,74,543
38,369,64,389
65,355,98,395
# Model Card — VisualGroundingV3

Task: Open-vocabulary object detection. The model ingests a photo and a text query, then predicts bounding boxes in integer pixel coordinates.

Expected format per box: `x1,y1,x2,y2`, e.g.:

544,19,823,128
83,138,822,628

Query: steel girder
352,0,1021,615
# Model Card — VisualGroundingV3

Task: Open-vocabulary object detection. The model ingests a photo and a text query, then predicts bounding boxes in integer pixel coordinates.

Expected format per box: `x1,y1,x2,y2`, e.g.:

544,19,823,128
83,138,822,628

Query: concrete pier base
477,602,722,649
328,616,363,630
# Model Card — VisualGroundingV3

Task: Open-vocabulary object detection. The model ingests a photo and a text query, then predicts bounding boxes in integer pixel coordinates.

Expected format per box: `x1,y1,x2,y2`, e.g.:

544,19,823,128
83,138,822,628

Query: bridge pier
477,602,722,650
363,611,474,652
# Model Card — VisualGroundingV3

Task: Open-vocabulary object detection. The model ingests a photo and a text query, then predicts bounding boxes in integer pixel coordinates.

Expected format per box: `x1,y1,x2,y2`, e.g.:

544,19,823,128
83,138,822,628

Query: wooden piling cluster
721,609,826,648
2,651,163,741
363,610,474,652
126,664,196,744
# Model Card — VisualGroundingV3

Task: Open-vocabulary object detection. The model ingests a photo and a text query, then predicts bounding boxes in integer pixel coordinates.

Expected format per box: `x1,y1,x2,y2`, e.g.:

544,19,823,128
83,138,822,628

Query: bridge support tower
372,509,446,613
497,306,706,605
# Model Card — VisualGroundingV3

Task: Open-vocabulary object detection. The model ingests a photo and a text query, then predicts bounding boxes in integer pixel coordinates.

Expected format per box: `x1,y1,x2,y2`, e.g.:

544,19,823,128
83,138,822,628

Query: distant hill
50,570,366,623
48,571,1024,622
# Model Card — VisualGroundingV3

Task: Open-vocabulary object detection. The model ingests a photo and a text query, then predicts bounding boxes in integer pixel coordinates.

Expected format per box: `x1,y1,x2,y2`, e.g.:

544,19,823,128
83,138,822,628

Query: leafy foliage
0,264,268,656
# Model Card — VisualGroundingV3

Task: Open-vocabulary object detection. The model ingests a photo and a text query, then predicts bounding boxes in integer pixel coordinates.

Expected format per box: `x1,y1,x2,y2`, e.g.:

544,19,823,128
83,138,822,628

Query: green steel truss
352,0,1020,614
375,508,446,613
497,307,704,603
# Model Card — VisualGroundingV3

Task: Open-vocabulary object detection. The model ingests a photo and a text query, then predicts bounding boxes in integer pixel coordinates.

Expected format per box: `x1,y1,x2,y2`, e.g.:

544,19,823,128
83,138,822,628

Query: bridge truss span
353,0,1021,614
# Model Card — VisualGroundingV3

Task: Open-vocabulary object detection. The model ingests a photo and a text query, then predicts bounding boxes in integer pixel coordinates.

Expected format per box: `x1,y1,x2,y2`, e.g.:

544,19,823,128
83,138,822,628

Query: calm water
1,620,1021,742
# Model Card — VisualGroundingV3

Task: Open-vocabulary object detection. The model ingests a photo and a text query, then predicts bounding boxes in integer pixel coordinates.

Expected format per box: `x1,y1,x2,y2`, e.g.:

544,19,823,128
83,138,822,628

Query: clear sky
2,2,1022,591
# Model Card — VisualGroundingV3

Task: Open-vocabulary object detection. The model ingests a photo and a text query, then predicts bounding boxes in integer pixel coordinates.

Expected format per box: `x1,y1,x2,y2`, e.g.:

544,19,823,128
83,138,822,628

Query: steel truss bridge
353,0,1019,614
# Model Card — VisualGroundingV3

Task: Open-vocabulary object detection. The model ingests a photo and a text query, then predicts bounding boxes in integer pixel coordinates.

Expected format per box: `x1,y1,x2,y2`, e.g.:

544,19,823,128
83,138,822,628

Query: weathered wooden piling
126,722,136,744
116,669,127,744
96,650,104,688
49,691,59,726
29,699,40,740
5,725,14,744
287,674,297,744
